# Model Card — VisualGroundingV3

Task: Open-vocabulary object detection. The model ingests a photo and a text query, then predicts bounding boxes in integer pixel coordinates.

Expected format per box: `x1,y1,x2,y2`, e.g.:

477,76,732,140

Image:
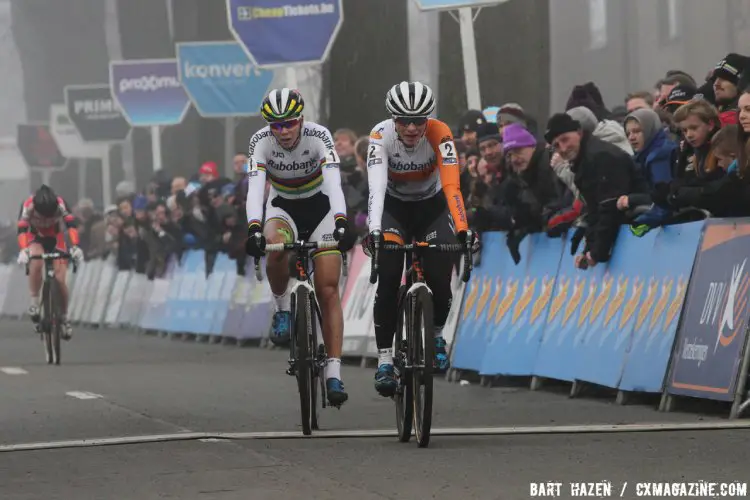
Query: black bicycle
369,237,472,447
26,251,77,365
254,239,346,436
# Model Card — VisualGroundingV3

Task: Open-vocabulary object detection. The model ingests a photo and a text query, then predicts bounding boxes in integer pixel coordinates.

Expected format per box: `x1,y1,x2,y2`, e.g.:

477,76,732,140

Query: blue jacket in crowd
633,128,677,188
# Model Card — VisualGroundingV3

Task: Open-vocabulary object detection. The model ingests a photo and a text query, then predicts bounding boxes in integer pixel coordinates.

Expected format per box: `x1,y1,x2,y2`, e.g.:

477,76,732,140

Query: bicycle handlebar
253,239,348,282
25,252,78,275
369,240,473,285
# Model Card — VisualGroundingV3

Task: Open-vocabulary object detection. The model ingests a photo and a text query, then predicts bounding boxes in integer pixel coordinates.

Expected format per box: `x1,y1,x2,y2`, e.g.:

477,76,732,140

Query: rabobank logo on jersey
389,159,434,173
267,157,320,174
176,41,274,118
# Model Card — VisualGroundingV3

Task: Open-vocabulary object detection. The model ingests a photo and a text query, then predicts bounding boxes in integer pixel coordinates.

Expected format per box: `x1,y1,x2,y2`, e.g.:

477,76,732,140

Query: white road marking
65,391,103,400
1,420,748,453
0,367,28,375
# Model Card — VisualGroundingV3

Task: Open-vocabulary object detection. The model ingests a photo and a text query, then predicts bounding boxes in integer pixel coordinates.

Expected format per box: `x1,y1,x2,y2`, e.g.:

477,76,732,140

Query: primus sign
109,59,191,127
177,41,273,118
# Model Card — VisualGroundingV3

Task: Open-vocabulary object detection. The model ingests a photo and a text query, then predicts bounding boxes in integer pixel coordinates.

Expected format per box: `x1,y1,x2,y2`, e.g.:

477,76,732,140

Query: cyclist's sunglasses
393,116,428,127
269,118,301,131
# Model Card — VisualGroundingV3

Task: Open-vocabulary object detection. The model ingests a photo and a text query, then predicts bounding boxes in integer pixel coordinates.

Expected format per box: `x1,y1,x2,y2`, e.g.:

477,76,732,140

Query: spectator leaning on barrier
467,122,513,233
622,108,678,234
500,123,572,263
545,112,647,269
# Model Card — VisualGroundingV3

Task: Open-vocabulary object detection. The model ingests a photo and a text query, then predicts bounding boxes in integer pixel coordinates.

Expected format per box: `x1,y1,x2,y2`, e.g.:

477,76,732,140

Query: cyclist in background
245,88,352,407
17,185,84,339
364,81,477,397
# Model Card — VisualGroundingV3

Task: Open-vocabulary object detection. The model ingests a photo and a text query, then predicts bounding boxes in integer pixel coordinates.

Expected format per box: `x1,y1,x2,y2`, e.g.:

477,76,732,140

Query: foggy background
0,0,748,218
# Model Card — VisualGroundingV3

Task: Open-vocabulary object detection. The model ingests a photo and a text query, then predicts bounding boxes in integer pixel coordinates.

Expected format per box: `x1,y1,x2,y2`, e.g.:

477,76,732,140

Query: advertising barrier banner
478,234,536,376
451,232,507,372
574,228,658,388
667,218,750,401
618,221,704,393
176,41,274,117
110,59,191,127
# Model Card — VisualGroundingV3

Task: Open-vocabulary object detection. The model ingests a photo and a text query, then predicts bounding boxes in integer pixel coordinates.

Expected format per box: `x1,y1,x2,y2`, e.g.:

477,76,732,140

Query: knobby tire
294,287,314,436
412,286,434,448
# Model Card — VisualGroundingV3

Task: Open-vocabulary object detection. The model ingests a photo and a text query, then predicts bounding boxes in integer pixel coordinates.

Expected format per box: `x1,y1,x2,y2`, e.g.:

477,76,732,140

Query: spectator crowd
4,51,749,278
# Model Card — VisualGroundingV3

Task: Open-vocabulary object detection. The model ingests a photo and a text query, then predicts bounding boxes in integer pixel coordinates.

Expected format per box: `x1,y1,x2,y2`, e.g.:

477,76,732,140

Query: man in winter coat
545,113,649,270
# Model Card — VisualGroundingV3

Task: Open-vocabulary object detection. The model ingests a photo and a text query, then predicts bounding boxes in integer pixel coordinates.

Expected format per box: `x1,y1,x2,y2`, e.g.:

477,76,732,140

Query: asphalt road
0,319,748,500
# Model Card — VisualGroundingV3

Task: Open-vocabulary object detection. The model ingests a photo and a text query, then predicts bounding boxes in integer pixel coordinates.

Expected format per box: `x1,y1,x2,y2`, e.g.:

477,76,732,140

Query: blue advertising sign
109,59,191,127
226,0,344,67
176,41,274,118
451,232,506,372
533,237,606,383
667,219,750,402
414,0,505,11
619,221,704,393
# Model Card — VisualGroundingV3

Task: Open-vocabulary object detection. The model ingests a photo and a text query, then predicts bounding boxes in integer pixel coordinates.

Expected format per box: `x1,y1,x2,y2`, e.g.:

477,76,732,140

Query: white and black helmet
385,81,435,117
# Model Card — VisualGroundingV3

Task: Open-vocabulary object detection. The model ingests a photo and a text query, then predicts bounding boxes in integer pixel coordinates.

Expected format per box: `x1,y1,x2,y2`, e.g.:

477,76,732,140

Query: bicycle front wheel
411,286,434,448
294,287,314,436
41,280,53,365
49,278,63,366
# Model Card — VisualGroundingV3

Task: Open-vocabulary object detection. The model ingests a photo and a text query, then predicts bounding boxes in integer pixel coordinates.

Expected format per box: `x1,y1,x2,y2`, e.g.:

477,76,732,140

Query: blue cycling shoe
434,336,450,373
270,311,291,346
326,378,348,407
374,364,398,397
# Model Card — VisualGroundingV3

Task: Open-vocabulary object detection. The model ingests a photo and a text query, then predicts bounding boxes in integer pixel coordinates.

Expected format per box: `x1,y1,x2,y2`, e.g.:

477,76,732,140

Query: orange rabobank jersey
366,118,468,233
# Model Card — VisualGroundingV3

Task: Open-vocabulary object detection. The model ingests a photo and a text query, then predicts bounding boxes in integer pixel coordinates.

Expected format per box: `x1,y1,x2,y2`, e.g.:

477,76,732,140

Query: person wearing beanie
458,109,487,148
501,124,572,247
496,103,527,131
544,112,648,268
711,53,750,126
565,82,610,121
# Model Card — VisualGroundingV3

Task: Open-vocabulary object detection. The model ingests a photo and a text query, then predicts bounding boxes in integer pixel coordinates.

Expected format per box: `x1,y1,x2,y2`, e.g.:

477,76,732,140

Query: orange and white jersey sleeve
425,120,469,233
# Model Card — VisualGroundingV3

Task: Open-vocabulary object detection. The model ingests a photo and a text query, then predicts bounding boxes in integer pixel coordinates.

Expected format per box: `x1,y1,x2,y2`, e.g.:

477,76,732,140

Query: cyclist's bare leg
27,242,44,315
263,218,292,299
313,252,343,360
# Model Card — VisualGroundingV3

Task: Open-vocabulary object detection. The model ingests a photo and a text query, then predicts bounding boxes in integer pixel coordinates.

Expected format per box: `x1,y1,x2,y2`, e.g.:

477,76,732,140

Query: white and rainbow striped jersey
244,121,347,228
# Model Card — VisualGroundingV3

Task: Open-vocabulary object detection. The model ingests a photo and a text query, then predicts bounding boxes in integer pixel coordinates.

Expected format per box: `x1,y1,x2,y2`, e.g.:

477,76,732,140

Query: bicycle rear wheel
294,287,314,436
394,286,413,443
411,286,434,448
41,280,53,365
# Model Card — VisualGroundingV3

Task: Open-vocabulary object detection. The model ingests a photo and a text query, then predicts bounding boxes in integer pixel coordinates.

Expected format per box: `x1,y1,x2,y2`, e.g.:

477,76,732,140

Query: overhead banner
16,123,67,169
176,41,274,117
667,219,750,402
109,59,191,127
49,104,106,159
226,0,344,67
64,84,131,143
